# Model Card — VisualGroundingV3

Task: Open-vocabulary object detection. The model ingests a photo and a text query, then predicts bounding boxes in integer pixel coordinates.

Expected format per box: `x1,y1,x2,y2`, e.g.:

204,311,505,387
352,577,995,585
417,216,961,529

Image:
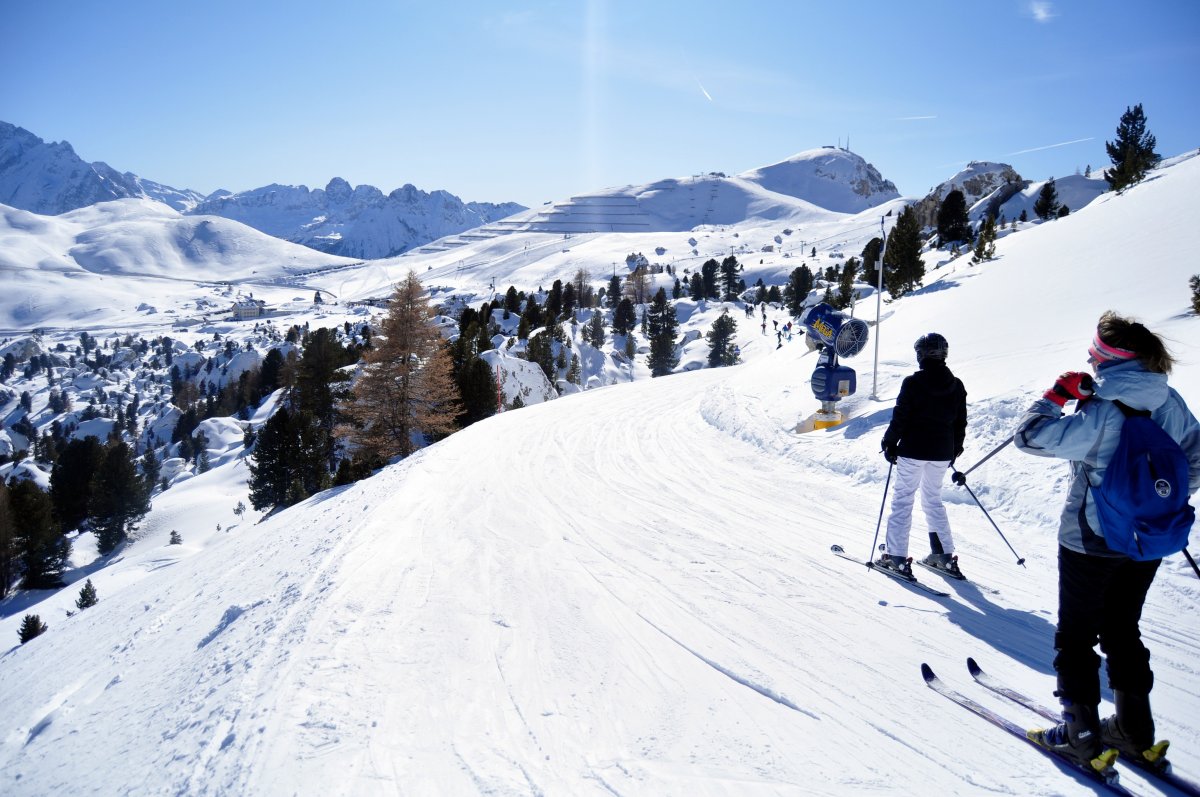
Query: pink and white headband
1089,332,1137,363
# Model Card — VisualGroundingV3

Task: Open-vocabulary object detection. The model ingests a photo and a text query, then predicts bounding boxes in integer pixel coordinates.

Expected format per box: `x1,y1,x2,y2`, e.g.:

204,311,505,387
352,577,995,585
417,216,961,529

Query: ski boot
921,552,963,577
1029,701,1117,775
874,554,913,578
1101,691,1170,770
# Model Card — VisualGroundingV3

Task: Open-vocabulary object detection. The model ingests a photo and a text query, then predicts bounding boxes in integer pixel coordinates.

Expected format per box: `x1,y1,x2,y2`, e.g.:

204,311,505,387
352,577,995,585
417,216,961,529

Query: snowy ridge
0,122,204,214
189,178,527,260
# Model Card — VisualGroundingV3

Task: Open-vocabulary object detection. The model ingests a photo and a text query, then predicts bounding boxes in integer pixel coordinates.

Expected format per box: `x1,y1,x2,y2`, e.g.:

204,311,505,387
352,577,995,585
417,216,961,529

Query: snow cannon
802,302,869,358
798,303,870,432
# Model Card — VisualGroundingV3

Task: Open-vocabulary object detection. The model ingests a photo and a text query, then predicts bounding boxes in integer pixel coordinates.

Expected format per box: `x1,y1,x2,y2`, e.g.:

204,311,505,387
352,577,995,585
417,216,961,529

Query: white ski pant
885,457,954,559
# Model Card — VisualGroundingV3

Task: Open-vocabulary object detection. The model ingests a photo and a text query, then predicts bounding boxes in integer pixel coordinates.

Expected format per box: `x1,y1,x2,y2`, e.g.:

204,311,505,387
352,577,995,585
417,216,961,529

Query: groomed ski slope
1,153,1199,795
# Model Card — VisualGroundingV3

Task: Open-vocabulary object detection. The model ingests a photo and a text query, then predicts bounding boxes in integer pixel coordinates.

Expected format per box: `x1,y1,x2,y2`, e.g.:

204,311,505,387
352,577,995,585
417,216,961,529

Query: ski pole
959,481,1026,567
1183,548,1200,581
866,461,894,565
953,437,1013,485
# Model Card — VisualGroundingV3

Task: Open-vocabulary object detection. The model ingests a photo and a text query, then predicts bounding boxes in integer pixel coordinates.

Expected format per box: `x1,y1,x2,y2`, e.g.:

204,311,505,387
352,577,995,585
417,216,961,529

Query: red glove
1043,371,1094,407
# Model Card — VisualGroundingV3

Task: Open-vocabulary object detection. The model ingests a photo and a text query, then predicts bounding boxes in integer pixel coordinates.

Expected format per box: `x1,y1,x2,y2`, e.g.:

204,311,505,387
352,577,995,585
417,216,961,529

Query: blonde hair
1096,311,1174,374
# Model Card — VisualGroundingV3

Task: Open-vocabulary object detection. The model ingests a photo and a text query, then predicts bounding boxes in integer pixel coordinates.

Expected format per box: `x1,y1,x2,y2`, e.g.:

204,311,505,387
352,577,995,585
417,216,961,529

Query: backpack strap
1113,399,1151,419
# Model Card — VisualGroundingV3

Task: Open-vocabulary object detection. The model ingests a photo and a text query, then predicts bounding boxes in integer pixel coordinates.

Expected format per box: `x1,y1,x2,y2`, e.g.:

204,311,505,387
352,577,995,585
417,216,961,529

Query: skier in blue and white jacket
1015,311,1200,768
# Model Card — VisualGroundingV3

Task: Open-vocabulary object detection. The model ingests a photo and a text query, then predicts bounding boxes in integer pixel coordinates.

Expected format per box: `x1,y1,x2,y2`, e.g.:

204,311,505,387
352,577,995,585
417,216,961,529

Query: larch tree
340,271,462,461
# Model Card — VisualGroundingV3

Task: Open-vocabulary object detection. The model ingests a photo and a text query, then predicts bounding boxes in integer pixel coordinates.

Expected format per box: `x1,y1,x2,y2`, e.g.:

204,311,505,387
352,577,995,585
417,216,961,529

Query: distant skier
877,333,967,577
1017,312,1200,768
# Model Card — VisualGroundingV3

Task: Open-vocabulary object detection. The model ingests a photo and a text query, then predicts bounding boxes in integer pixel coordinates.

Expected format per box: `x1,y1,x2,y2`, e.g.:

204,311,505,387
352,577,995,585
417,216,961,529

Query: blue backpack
1092,401,1195,560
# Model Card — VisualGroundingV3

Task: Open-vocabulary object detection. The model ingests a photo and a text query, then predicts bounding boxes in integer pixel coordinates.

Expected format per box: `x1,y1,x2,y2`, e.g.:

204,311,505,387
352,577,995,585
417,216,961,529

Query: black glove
882,442,898,464
951,471,966,486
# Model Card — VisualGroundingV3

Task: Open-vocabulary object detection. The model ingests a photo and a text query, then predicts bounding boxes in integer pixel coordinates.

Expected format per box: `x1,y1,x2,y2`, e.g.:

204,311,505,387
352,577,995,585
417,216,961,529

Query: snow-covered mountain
189,178,526,260
1,150,1198,796
995,172,1111,223
911,161,1025,228
0,121,526,259
737,147,900,213
0,198,358,330
0,122,205,214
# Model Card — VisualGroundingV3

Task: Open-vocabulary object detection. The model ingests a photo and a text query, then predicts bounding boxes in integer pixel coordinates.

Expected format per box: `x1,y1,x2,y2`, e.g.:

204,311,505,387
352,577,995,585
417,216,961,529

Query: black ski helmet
914,332,949,363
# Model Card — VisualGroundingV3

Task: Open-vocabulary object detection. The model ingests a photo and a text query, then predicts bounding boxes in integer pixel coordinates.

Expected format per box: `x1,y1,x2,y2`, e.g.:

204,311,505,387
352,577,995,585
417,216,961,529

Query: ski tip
830,544,844,554
920,662,936,682
966,657,981,676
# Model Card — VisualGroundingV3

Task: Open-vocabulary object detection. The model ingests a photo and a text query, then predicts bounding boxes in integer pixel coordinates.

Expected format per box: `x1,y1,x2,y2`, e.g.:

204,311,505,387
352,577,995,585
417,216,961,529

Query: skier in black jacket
877,333,968,577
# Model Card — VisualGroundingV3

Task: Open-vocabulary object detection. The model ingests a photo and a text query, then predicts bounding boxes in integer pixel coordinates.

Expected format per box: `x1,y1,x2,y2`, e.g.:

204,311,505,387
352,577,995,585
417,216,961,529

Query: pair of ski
923,658,1199,796
830,544,957,597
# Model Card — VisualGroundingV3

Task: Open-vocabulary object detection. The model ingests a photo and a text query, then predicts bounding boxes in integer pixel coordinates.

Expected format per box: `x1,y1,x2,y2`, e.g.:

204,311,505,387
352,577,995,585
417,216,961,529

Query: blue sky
3,0,1198,208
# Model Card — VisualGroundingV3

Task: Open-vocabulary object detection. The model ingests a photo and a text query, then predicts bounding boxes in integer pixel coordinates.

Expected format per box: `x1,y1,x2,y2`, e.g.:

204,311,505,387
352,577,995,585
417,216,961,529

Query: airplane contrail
1007,137,1093,156
697,80,713,102
896,115,936,121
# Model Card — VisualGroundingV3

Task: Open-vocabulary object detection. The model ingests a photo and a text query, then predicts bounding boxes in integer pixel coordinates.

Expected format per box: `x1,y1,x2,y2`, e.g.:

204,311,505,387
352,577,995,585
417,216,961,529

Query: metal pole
870,215,887,399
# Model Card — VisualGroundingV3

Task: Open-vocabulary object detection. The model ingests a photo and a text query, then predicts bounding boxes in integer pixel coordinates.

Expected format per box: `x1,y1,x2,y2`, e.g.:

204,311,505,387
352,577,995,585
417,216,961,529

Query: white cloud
1028,1,1057,22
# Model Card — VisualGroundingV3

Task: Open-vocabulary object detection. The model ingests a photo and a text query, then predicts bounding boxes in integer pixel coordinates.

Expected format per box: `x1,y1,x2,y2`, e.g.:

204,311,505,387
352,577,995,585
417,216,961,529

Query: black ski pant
1054,545,1161,708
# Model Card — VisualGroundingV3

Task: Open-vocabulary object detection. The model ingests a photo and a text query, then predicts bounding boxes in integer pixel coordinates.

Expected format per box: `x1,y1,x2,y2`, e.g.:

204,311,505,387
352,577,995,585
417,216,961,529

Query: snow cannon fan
801,303,870,430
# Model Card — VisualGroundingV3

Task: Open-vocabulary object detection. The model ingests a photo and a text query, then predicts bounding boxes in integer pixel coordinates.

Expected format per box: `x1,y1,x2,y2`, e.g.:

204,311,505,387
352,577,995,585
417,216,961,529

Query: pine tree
783,265,814,316
836,258,859,309
75,578,98,610
701,259,720,300
526,331,556,385
504,286,521,313
720,256,741,300
0,481,16,599
883,206,925,297
546,280,563,320
612,298,636,336
339,271,462,461
18,614,47,643
688,273,704,300
1105,104,1160,192
585,310,605,348
1034,178,1060,220
567,353,582,385
972,216,997,262
860,237,883,287
248,405,298,511
50,436,105,532
1057,205,1070,219
90,442,151,554
646,288,680,377
169,530,183,545
936,189,972,245
11,478,69,588
456,357,499,427
1191,275,1200,314
706,312,739,367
